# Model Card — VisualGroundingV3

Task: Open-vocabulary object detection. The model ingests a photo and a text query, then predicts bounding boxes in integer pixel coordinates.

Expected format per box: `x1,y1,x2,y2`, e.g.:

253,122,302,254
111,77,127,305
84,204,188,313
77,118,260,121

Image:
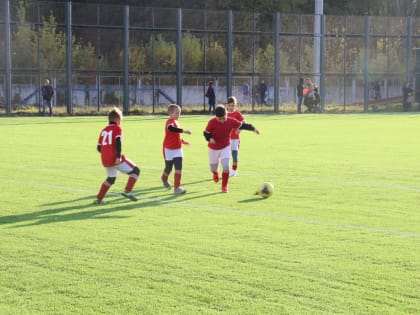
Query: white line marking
160,200,420,238
2,165,420,192
0,177,418,238
235,172,420,192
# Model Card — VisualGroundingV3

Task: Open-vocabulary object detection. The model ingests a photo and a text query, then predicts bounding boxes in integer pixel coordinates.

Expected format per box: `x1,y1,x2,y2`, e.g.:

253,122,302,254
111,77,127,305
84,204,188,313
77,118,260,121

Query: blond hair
168,104,181,114
227,96,237,105
108,107,123,122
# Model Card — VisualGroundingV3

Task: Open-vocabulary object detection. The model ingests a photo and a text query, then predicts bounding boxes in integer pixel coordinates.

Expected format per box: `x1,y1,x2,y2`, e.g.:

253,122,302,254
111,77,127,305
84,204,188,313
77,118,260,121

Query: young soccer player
226,96,244,177
203,104,260,193
161,104,191,194
95,107,140,203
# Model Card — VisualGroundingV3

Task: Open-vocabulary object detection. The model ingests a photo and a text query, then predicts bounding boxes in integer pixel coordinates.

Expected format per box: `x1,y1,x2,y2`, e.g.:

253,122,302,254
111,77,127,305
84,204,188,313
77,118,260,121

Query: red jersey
205,117,241,150
98,123,122,167
227,111,244,140
163,118,182,149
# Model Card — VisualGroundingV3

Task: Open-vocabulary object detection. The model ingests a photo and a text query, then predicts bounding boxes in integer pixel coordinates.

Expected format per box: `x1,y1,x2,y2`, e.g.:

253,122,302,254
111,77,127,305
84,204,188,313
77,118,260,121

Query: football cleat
122,191,138,201
163,181,172,189
174,187,187,195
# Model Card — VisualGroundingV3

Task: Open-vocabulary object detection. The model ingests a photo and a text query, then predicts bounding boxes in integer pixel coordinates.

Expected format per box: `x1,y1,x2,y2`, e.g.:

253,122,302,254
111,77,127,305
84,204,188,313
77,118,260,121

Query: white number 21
101,130,113,146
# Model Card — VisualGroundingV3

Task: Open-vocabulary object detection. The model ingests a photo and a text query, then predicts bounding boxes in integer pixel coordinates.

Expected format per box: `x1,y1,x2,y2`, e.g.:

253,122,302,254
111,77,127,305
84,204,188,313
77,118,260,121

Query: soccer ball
256,182,274,198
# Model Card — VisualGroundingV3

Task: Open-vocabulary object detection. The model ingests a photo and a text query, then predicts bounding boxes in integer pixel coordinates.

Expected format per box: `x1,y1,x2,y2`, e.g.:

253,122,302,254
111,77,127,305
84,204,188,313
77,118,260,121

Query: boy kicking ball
203,104,260,193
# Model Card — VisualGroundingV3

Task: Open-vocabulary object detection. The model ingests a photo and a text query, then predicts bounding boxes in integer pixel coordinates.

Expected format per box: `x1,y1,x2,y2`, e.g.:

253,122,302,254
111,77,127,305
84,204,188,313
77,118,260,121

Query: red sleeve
235,112,244,121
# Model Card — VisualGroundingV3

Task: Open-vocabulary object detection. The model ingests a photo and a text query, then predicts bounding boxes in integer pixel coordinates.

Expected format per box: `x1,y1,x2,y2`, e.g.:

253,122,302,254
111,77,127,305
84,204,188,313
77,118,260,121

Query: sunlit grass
0,113,419,314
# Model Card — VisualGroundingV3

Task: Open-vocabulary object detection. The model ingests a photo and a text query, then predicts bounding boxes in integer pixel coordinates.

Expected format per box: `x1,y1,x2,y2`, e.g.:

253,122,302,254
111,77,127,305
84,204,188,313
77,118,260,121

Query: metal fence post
273,12,280,113
226,10,233,99
66,1,73,115
313,0,323,87
320,14,325,111
176,8,182,106
123,5,129,115
406,16,412,82
4,0,12,116
415,49,420,103
363,16,370,112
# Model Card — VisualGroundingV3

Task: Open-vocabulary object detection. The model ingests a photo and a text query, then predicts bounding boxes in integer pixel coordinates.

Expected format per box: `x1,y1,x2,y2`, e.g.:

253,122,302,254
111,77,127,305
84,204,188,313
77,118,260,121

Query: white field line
162,200,420,238
221,171,420,192
1,164,420,192
155,168,420,192
277,174,420,192
0,176,419,238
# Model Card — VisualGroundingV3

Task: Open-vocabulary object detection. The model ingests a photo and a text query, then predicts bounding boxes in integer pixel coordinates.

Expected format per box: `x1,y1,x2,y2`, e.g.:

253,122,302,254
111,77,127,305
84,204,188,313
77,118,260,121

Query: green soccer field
0,113,419,314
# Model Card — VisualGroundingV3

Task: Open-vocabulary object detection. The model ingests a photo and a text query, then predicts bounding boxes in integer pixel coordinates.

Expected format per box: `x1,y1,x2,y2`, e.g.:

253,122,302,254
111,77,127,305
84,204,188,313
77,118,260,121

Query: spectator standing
402,81,414,112
205,80,216,114
259,80,267,105
296,77,304,113
253,84,260,106
374,81,381,100
41,79,54,116
242,81,250,103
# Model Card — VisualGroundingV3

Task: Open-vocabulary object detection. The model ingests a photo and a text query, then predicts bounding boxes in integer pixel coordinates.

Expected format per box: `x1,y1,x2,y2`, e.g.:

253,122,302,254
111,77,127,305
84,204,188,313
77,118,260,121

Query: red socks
97,181,111,201
222,170,229,189
125,174,138,193
174,172,181,189
213,172,219,183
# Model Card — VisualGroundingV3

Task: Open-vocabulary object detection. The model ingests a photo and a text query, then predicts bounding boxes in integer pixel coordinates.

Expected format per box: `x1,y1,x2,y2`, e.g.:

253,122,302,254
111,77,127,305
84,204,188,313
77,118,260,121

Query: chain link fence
0,0,419,115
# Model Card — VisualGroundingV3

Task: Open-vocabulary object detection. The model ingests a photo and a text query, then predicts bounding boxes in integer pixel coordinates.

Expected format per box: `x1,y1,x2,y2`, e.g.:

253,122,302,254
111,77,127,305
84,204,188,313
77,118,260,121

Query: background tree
11,1,99,85
12,2,36,69
205,41,226,73
146,35,176,72
69,0,419,16
129,43,147,73
38,12,96,85
182,33,203,71
255,43,274,76
38,14,66,71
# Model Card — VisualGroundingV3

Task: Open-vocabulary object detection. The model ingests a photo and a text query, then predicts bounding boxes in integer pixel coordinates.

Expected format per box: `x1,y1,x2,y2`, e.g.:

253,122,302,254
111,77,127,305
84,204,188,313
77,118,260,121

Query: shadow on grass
238,196,265,203
2,196,170,228
0,179,217,228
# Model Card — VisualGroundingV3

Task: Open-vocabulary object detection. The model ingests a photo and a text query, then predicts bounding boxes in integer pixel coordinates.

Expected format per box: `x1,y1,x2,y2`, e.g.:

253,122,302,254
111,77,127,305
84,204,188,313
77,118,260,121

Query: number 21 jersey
98,123,122,167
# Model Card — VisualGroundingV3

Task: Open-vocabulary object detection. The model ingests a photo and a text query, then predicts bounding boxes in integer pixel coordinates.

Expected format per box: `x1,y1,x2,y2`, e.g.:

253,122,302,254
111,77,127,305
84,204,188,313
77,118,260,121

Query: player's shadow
0,199,96,226
42,195,99,207
2,196,166,228
137,178,213,194
155,190,220,203
1,188,219,228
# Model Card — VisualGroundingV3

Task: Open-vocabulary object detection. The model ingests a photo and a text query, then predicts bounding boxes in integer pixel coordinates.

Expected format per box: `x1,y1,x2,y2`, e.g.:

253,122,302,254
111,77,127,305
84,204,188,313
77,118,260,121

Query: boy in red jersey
226,96,244,177
95,107,140,203
203,104,260,193
161,104,191,194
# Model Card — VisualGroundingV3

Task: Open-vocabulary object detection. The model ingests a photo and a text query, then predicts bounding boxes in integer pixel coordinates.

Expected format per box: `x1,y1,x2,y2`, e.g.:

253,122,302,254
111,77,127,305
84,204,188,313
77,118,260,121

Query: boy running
203,104,260,193
95,107,140,203
161,104,191,194
226,96,244,177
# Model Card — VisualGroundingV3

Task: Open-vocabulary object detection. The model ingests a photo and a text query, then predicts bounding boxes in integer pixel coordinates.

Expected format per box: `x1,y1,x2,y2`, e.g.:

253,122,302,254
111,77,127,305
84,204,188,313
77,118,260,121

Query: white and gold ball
256,182,274,198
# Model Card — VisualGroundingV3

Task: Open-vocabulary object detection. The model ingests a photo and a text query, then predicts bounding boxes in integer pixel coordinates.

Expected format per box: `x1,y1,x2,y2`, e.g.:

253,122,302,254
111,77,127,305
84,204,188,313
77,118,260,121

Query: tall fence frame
1,0,419,116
